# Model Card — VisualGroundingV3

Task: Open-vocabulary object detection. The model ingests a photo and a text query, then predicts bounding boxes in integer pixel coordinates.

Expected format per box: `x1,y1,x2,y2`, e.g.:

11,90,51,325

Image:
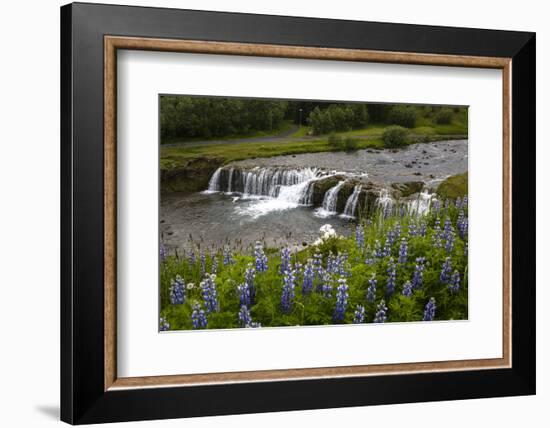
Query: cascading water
206,167,223,193
376,188,394,217
314,181,345,218
407,190,433,216
341,185,362,218
226,168,234,194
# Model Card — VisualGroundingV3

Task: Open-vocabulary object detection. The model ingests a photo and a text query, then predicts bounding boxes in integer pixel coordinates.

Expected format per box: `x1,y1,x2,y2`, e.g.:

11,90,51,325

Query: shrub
343,137,359,151
328,135,359,151
434,107,453,125
388,105,417,128
382,125,409,148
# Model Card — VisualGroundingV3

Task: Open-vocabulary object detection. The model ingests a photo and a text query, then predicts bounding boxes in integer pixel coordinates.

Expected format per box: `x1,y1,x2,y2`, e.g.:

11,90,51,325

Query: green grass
289,125,311,138
160,203,468,330
437,173,468,200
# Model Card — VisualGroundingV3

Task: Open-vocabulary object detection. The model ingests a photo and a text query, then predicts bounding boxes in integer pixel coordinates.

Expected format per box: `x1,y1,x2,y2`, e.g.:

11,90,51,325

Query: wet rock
413,172,422,176
405,164,413,168
391,181,424,197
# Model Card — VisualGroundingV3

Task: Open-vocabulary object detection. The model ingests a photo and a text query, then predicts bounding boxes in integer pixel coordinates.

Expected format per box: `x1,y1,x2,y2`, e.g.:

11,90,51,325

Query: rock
413,172,422,176
391,181,424,197
405,164,413,168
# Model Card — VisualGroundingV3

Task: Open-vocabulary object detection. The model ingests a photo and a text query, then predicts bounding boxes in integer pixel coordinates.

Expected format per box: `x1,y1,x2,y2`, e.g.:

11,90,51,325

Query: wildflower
374,299,388,323
353,305,366,324
200,252,206,275
333,278,349,323
408,221,418,237
373,240,383,258
423,297,437,321
402,281,413,297
337,252,350,277
281,269,296,313
432,218,443,248
200,273,219,314
355,225,365,249
386,257,397,296
448,270,461,294
237,282,252,307
191,303,208,329
386,228,396,246
244,263,256,304
223,246,234,265
254,241,268,272
159,316,170,331
186,282,195,290
313,252,324,278
319,272,333,297
462,196,468,208
445,230,455,254
211,256,218,274
382,239,392,257
366,273,377,303
238,305,261,328
398,238,408,263
393,223,402,239
432,199,441,215
457,212,468,240
440,257,452,284
160,243,167,262
280,247,292,274
412,257,425,289
455,196,463,208
188,249,196,265
302,259,315,295
419,220,427,237
169,275,185,305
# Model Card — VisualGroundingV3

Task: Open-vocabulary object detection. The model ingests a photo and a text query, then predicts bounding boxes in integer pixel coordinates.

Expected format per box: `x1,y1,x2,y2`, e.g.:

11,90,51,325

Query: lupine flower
223,246,234,265
333,278,349,323
280,247,292,274
353,305,366,324
399,205,406,217
237,282,253,307
440,257,452,284
200,273,219,314
366,273,377,303
443,216,453,238
302,259,314,295
355,225,365,249
254,241,268,272
448,270,461,294
211,256,218,274
412,257,425,289
382,239,392,257
188,250,196,265
432,199,441,215
238,305,260,328
169,275,185,305
326,253,335,273
462,196,468,208
160,243,167,262
445,230,455,254
319,272,333,297
402,281,413,297
444,199,450,209
408,221,418,237
191,303,207,329
398,238,408,263
159,316,170,331
386,228,396,246
373,240,383,258
432,218,443,248
337,252,350,277
374,299,388,323
423,297,437,321
457,212,468,240
280,269,296,313
313,252,324,278
419,220,427,237
386,257,397,296
200,252,206,275
455,196,463,208
393,223,402,239
244,263,256,304
365,249,375,265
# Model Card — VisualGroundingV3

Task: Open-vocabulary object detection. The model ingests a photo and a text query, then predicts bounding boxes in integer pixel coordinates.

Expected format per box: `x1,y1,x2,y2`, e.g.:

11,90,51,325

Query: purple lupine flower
200,273,219,314
373,240,383,258
313,252,323,278
337,252,350,277
432,199,441,215
444,199,450,209
432,218,443,248
211,256,218,274
448,270,461,294
200,252,206,276
366,273,377,303
408,221,418,237
280,247,292,274
398,238,408,263
237,282,252,307
238,305,252,327
302,259,314,295
159,316,170,331
365,248,375,265
160,243,167,262
457,211,468,240
355,225,365,249
333,278,349,323
394,223,402,239
382,239,392,257
244,263,256,304
386,228,396,246
191,303,207,329
223,246,234,265
412,257,426,289
445,230,455,254
280,269,296,313
374,299,388,323
440,257,452,284
462,196,468,208
455,196,463,208
353,305,366,324
188,249,196,265
443,216,453,238
254,241,268,272
169,275,185,305
423,297,437,321
402,280,413,297
320,271,333,297
386,257,397,296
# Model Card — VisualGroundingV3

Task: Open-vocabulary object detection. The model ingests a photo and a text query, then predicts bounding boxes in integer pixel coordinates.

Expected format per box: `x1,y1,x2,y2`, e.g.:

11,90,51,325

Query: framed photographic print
61,2,535,424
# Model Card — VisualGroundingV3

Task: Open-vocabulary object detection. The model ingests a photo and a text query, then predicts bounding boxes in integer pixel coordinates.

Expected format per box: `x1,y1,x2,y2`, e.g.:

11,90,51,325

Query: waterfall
206,167,223,192
206,166,322,205
407,190,433,216
376,188,394,217
321,181,345,213
341,185,362,218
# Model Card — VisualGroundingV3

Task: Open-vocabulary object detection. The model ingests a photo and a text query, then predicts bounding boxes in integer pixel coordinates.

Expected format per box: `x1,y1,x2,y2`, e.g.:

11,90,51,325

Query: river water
161,140,467,253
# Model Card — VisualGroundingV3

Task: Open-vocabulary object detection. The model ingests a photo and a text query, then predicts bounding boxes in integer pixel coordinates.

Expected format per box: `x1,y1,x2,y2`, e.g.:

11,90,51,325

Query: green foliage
437,173,468,199
382,125,409,148
328,134,360,151
307,104,369,135
434,107,454,125
388,105,417,128
160,202,468,330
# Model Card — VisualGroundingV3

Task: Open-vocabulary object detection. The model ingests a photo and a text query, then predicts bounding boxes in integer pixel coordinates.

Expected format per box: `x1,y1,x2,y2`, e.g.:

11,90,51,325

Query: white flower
313,224,338,245
186,282,195,290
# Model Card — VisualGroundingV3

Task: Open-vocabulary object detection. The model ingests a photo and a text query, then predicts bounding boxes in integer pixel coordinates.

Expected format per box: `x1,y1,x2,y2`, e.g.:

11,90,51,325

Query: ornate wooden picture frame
61,2,535,424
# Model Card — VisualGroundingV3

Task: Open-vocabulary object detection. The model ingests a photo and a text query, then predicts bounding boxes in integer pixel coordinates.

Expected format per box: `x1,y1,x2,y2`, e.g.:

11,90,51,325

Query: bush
434,107,453,125
388,105,417,128
382,125,409,148
328,134,359,151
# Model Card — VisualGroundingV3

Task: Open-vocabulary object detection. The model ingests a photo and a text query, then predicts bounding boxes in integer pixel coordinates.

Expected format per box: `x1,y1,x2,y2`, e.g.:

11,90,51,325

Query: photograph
159,96,469,331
